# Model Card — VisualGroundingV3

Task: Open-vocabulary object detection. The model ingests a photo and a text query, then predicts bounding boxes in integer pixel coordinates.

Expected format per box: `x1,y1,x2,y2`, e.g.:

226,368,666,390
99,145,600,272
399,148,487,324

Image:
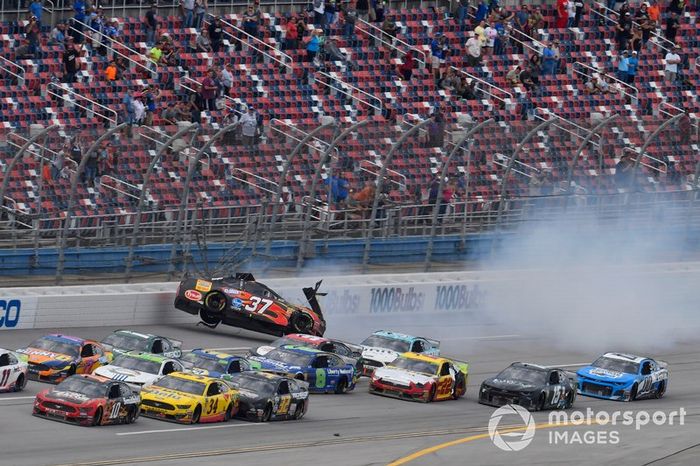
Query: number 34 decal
244,296,273,314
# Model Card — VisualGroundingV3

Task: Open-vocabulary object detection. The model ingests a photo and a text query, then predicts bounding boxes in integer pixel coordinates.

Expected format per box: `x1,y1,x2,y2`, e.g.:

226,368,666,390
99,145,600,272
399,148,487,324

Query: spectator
647,0,660,24
62,38,80,83
149,42,163,64
285,16,299,49
555,0,568,28
144,4,158,46
201,69,218,110
541,41,559,75
51,144,67,180
527,6,545,35
97,143,114,181
29,0,43,26
325,0,338,30
665,12,679,44
239,106,258,147
220,63,233,97
122,88,136,135
133,94,146,125
105,59,118,81
456,0,470,25
566,0,576,27
161,40,180,66
181,0,195,28
614,153,634,189
356,0,369,22
573,0,584,27
430,34,449,80
372,0,385,23
222,109,239,144
143,86,159,126
475,0,488,22
161,102,179,124
242,4,260,37
426,109,445,148
325,172,350,206
616,12,632,50
70,138,82,164
306,28,321,62
474,20,486,43
26,15,40,57
664,45,681,82
50,22,67,46
195,27,212,52
617,50,629,82
635,3,652,44
456,77,477,99
397,51,416,81
296,16,308,44
465,31,481,67
313,0,325,28
73,0,87,34
208,16,223,52
350,180,376,209
519,65,535,91
484,22,498,53
194,0,207,30
381,15,398,45
506,65,521,86
626,51,638,84
84,148,99,186
667,0,685,15
629,26,643,54
527,53,541,84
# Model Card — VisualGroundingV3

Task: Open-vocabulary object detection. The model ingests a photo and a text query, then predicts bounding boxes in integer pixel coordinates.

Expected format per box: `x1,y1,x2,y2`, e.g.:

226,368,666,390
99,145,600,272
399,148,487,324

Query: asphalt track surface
2,315,700,466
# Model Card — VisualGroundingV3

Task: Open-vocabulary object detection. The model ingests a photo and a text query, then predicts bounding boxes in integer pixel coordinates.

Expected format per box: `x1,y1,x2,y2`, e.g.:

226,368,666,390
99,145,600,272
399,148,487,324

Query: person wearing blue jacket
626,51,639,84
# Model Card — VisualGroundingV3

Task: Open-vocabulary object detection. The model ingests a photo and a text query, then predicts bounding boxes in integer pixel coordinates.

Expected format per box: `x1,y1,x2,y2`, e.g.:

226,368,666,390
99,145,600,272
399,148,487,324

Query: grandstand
0,0,698,279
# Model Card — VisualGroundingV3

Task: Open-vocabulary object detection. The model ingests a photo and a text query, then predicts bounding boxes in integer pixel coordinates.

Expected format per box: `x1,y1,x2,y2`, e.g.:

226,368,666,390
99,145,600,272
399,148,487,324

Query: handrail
270,118,333,155
359,159,407,189
71,22,156,77
230,168,278,196
493,152,540,178
0,55,25,87
47,82,118,126
99,175,141,200
41,0,55,27
182,77,246,120
659,102,699,130
506,31,542,56
535,109,601,146
624,146,667,174
509,28,547,52
450,66,512,106
593,2,673,53
205,14,293,71
355,16,428,66
139,126,171,147
572,61,639,101
2,195,32,216
315,70,384,114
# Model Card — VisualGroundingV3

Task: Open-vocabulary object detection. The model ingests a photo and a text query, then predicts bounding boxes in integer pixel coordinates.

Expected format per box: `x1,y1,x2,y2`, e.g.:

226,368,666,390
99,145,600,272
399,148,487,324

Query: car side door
106,383,124,422
203,381,226,418
638,359,657,395
436,362,454,399
309,355,329,390
546,370,566,408
0,352,12,389
273,380,293,417
160,339,182,358
79,343,101,374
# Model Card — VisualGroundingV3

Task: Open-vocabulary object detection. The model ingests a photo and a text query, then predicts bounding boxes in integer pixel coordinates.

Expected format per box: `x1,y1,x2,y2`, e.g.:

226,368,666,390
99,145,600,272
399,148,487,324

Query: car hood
373,366,436,385
17,347,75,366
188,367,225,379
577,366,637,384
45,389,92,405
141,387,199,405
361,347,401,364
94,365,160,384
483,378,541,392
248,356,303,374
254,346,276,356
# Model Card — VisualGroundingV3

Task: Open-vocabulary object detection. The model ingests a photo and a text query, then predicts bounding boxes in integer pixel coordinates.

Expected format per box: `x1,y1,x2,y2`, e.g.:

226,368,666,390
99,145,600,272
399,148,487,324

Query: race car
181,349,261,381
359,331,440,377
251,334,363,366
369,353,467,402
174,273,326,337
0,348,28,392
479,362,577,410
140,372,239,424
577,352,668,401
33,374,140,426
101,330,182,358
248,346,357,394
93,352,184,389
227,371,310,422
17,335,112,383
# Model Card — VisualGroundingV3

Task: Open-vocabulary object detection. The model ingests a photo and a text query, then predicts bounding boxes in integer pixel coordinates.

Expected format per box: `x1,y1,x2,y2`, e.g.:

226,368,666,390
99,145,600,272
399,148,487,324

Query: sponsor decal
0,300,21,328
369,287,424,313
184,290,203,301
323,289,360,314
195,280,212,293
222,288,241,296
231,298,243,310
589,368,624,379
434,284,485,312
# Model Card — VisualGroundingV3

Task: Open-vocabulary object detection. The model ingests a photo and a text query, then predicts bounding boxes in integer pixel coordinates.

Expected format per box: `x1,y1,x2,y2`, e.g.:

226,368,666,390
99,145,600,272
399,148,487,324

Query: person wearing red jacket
556,0,569,28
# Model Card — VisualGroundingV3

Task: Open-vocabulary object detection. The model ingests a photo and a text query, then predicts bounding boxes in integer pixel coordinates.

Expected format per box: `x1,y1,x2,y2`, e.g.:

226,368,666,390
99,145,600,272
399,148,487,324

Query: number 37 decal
244,296,273,314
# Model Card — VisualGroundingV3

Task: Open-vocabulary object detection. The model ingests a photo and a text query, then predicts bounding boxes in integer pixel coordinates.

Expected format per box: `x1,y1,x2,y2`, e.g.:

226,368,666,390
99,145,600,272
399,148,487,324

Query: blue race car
180,349,260,381
248,346,357,394
577,352,669,401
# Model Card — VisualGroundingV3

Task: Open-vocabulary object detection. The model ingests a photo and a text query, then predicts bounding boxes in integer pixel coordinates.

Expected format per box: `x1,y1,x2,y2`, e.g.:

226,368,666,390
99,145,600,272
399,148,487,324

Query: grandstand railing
506,31,542,56
592,2,674,53
509,28,547,54
355,17,428,67
493,152,540,179
46,82,119,126
312,70,383,115
450,66,513,108
359,159,407,190
534,109,601,147
572,61,638,103
659,102,700,139
623,146,667,175
230,168,278,196
270,118,333,157
0,55,25,87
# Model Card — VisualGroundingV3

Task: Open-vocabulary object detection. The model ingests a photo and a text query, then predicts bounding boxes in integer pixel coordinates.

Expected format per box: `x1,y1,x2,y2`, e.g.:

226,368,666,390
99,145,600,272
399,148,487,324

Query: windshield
361,335,410,353
496,366,547,385
228,374,275,394
591,357,639,374
265,349,313,366
54,377,105,398
269,337,305,348
28,337,80,357
181,353,228,373
102,333,149,352
390,357,439,375
153,376,206,396
111,355,161,374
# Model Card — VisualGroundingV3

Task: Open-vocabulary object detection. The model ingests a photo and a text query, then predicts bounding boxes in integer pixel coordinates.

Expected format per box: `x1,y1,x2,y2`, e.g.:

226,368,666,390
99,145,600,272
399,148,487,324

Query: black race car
174,273,326,337
479,362,577,411
226,371,309,422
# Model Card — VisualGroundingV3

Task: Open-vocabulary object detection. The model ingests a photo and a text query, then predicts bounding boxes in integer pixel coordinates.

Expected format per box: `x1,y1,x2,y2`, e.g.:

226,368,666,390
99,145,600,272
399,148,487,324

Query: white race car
94,351,184,390
0,348,28,392
359,331,440,376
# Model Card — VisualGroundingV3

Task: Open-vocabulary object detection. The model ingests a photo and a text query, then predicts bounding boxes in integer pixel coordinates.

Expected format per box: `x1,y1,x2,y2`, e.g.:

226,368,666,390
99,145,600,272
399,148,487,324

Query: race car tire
421,384,436,403
630,383,638,401
293,402,305,420
452,379,465,400
261,403,273,422
92,407,103,426
204,291,228,314
199,310,222,326
191,405,202,424
536,393,545,411
68,364,77,376
224,403,233,422
655,381,666,399
290,312,314,334
125,406,137,424
335,377,348,394
14,374,25,392
294,373,306,381
565,391,575,409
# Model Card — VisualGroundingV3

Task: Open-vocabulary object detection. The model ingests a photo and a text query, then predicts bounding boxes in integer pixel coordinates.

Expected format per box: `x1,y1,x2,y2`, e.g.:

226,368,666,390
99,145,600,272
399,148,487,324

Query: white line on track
0,395,36,401
116,423,264,436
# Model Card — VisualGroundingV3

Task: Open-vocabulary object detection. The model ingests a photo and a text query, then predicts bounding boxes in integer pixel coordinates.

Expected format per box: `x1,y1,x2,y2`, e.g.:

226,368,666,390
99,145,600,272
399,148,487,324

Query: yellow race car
140,372,239,423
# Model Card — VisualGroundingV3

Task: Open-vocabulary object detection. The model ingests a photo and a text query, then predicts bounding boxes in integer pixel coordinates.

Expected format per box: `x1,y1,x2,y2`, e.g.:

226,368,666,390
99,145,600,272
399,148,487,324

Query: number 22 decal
244,297,274,314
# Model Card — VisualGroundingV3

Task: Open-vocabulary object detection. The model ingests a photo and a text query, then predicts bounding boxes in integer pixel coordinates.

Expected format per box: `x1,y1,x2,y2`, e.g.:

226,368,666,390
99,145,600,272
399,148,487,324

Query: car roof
272,346,328,356
372,330,418,342
238,371,283,382
112,329,154,340
45,334,87,345
511,362,549,371
192,349,241,361
168,372,218,383
77,373,113,385
602,352,646,363
285,334,329,344
401,352,446,364
122,351,171,363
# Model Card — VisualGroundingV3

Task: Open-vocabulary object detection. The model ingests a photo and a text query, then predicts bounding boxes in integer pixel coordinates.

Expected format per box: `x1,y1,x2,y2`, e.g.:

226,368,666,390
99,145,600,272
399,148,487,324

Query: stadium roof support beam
124,123,201,282
296,119,373,271
497,119,555,225
566,113,620,191
167,121,241,281
424,118,495,271
265,121,338,256
362,117,434,272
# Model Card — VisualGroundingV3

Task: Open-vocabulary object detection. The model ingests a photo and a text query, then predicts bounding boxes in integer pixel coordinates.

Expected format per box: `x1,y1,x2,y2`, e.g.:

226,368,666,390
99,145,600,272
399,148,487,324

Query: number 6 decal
244,297,274,314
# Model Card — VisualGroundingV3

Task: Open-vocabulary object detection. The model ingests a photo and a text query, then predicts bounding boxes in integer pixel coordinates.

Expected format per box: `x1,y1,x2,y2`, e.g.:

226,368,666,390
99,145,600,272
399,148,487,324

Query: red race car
33,374,140,426
175,273,326,337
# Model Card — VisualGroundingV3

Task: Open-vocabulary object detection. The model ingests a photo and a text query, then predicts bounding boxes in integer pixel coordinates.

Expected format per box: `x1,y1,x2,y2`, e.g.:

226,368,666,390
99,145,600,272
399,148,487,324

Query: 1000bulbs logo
488,405,536,451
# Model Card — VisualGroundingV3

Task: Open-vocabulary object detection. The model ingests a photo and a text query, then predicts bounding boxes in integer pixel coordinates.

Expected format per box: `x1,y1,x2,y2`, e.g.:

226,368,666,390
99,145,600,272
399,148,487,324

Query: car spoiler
657,360,669,370
422,337,440,349
166,338,183,349
444,357,469,375
303,280,326,319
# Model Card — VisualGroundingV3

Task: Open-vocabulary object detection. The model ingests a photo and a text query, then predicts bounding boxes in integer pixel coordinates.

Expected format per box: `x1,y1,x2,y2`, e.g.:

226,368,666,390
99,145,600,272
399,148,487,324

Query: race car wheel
452,379,465,400
68,364,77,376
655,381,666,399
14,374,25,392
92,407,103,426
200,310,222,326
261,403,273,422
536,394,545,411
290,312,314,334
630,383,638,401
565,391,575,409
191,405,202,424
422,384,436,403
204,291,228,313
125,407,137,424
293,402,305,420
335,377,348,394
224,404,233,422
